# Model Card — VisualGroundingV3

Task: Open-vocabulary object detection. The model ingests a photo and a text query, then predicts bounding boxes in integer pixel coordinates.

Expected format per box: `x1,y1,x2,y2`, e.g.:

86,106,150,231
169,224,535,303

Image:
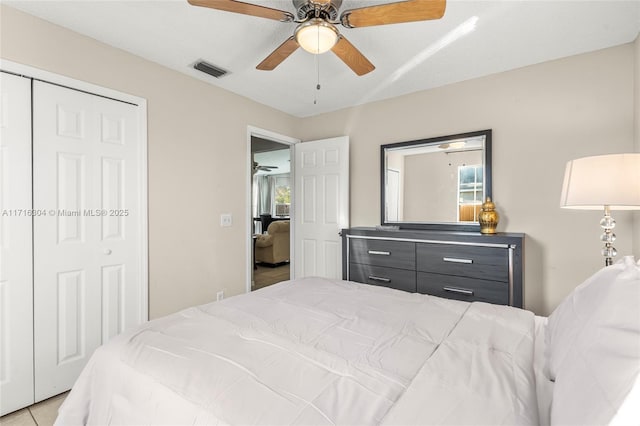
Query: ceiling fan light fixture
295,18,339,54
439,141,467,150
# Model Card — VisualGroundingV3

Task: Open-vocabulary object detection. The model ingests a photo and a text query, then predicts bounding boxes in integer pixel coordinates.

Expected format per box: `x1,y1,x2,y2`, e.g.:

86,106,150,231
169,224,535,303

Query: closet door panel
0,72,34,416
33,81,144,401
94,90,144,336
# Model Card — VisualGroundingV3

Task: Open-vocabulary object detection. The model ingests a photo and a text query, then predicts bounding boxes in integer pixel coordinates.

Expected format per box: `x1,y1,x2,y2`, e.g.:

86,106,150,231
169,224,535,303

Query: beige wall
295,43,636,316
0,6,298,319
2,5,638,317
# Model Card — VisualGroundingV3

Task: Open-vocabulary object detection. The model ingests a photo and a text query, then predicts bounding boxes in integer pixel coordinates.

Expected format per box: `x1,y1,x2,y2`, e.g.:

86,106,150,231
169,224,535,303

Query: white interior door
0,72,34,415
32,81,146,401
387,169,400,222
294,136,349,279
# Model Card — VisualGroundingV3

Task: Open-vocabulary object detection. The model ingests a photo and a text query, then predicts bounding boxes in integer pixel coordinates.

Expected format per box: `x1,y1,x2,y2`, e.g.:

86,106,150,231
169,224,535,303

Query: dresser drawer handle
368,250,391,256
368,275,391,283
443,257,473,264
443,286,474,296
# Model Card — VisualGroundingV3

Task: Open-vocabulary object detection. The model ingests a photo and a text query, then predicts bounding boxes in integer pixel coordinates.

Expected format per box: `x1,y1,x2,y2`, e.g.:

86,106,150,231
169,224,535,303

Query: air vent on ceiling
193,60,228,78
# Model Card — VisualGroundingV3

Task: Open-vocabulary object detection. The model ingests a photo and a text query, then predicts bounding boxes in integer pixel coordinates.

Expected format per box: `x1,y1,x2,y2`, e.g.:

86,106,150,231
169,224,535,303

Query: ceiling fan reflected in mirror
187,0,447,76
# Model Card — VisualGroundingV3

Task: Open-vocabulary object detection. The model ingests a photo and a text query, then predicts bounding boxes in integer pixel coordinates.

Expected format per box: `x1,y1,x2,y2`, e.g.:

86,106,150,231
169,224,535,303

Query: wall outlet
220,213,232,227
216,290,224,301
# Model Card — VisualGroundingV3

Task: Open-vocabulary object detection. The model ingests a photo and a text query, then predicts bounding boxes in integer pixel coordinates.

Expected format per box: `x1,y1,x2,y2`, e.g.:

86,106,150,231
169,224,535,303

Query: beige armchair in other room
255,221,290,265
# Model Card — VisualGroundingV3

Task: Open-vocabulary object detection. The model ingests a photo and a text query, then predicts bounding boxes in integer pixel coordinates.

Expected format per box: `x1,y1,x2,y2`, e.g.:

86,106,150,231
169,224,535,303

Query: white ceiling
6,0,640,117
254,149,291,175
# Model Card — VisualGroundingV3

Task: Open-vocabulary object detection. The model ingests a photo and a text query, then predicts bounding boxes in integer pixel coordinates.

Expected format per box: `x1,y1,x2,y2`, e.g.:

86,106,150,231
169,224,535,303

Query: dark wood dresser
341,227,525,308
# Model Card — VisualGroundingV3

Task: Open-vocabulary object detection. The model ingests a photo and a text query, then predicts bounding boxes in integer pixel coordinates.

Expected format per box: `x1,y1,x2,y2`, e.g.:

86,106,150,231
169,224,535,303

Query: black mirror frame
380,129,492,232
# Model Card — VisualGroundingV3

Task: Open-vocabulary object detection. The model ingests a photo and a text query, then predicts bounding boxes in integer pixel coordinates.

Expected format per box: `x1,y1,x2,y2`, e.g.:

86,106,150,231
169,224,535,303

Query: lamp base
600,205,617,267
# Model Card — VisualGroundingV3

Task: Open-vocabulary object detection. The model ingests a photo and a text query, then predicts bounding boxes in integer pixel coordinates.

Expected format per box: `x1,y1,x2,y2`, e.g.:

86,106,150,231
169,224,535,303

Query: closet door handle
104,249,112,255
368,250,390,256
368,276,391,283
443,286,474,295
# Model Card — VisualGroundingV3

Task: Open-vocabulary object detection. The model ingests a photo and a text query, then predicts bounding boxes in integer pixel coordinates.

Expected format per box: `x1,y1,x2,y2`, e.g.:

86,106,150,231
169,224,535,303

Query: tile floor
0,393,67,426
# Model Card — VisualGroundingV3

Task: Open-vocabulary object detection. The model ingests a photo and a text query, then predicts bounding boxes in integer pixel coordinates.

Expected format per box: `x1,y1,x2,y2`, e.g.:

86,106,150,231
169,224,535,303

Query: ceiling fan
253,161,279,173
188,0,446,76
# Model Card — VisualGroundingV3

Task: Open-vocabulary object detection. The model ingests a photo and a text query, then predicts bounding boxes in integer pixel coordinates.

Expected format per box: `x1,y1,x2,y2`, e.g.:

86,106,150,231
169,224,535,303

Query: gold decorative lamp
560,153,640,266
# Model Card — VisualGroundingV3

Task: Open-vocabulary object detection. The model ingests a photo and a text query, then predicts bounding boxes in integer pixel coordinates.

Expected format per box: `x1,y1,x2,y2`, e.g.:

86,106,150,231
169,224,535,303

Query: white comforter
56,277,539,425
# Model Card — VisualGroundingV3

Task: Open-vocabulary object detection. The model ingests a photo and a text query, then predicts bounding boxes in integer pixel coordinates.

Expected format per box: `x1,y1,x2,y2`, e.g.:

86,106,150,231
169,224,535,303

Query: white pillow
545,256,640,425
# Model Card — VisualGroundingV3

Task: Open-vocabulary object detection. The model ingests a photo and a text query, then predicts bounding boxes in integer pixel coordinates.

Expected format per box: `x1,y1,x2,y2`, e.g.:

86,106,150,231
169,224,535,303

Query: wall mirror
381,129,492,231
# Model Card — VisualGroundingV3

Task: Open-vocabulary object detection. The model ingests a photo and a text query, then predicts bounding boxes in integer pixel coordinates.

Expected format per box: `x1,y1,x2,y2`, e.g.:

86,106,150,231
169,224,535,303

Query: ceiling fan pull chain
314,53,321,105
317,45,321,90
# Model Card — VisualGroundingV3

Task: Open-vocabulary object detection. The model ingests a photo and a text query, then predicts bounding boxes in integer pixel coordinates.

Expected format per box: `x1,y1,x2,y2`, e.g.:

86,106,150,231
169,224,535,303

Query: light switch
220,213,232,227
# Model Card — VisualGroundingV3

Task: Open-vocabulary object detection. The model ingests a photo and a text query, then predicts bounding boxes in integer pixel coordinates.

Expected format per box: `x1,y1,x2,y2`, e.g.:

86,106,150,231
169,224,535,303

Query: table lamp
560,153,640,266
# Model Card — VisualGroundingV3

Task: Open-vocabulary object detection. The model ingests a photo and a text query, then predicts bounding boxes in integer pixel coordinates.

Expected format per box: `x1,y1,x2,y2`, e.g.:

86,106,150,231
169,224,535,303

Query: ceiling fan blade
340,0,446,28
331,36,375,76
256,37,299,71
187,0,294,22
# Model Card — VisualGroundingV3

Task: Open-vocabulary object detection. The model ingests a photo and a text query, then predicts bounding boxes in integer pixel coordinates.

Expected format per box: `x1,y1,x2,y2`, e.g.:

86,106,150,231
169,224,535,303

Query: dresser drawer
349,238,415,270
350,263,416,293
417,272,508,305
416,243,508,282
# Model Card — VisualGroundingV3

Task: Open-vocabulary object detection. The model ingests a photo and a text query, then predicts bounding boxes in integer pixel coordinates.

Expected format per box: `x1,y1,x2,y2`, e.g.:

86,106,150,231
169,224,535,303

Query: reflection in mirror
381,130,491,230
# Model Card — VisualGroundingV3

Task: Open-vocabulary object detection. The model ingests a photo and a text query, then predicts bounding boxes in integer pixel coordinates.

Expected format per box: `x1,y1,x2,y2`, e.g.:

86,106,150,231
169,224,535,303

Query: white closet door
0,73,34,415
294,136,349,280
32,81,145,401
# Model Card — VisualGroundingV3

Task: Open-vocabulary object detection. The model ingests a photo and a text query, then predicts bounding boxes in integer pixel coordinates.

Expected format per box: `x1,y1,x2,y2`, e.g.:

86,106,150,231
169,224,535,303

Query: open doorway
248,129,297,291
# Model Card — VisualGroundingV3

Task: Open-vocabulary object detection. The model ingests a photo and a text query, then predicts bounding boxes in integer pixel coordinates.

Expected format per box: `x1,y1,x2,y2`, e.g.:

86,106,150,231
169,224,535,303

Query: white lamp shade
295,19,339,54
560,153,640,210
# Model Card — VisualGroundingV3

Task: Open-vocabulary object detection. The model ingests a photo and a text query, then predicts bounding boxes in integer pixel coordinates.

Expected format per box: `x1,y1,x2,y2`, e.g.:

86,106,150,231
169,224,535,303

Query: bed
55,257,640,425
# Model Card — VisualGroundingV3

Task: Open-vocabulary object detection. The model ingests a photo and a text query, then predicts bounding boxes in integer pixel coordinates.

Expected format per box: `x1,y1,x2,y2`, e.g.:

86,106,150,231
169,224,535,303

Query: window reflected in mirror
458,164,483,222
